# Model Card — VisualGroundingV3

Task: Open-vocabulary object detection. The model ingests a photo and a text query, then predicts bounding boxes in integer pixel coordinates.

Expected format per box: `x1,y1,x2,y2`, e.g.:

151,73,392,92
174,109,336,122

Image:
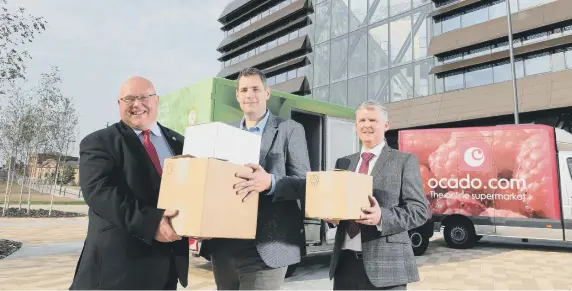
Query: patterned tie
142,130,162,176
347,152,375,239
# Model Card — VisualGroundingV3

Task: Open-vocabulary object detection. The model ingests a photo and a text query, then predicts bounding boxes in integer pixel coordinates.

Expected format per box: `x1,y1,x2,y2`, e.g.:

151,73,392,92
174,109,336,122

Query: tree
58,164,74,185
0,80,36,215
0,0,47,89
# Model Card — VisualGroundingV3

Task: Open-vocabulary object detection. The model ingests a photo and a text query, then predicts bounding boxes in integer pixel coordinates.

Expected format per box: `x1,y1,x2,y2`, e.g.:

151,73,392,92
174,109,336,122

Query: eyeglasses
120,93,157,104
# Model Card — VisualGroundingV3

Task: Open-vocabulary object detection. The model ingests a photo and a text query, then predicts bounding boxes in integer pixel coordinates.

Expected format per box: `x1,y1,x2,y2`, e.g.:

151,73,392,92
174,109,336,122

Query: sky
4,0,231,156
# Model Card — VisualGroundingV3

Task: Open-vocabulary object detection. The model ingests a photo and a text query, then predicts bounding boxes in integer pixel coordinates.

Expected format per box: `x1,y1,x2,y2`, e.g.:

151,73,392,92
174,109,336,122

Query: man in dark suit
70,76,189,290
199,68,311,289
325,100,429,290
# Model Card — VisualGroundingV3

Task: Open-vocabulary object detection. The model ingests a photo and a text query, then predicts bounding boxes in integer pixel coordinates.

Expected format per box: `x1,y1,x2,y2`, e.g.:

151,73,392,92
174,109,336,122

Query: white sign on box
182,122,262,166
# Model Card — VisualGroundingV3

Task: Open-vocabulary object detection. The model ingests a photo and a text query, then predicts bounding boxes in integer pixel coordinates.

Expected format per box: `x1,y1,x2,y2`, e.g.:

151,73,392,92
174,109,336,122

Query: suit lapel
347,153,359,172
159,124,183,155
259,113,278,165
370,144,392,179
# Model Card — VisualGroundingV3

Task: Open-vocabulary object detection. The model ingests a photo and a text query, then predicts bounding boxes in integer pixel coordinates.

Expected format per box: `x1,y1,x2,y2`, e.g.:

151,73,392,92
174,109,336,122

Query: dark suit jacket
200,111,311,268
70,121,189,290
329,145,429,287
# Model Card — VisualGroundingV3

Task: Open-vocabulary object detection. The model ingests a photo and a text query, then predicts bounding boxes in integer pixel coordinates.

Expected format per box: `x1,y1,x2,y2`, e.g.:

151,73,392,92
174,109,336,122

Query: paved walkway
2,206,572,289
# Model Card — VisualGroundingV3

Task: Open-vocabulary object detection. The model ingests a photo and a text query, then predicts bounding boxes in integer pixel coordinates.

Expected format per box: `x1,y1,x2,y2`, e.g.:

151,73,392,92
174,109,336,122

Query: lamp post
505,0,520,124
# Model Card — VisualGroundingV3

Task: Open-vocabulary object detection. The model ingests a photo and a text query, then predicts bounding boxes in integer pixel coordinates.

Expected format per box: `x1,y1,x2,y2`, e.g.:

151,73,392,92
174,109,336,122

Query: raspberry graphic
492,187,528,217
428,131,497,192
479,208,526,218
400,131,450,166
419,164,434,195
513,133,559,219
431,192,486,216
492,129,534,176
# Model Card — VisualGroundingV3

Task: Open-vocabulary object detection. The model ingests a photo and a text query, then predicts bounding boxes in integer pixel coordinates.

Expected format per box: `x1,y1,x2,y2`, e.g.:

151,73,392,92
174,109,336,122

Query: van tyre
443,219,477,249
409,229,429,256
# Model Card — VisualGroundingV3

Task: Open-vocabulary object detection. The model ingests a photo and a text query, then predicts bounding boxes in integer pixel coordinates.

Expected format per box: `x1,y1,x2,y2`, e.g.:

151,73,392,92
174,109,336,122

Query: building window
330,80,348,106
444,72,464,91
349,0,368,32
348,75,367,108
368,70,390,104
390,0,411,17
331,0,349,38
348,29,368,78
390,64,414,102
368,22,389,73
315,0,331,44
524,52,551,76
330,35,349,83
369,0,389,24
390,15,413,66
414,60,434,97
465,65,493,88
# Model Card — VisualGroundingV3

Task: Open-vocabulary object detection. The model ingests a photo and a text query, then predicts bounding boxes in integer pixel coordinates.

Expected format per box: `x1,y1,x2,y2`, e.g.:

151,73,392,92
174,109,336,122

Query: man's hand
155,209,182,243
356,196,381,226
234,163,272,202
323,218,340,225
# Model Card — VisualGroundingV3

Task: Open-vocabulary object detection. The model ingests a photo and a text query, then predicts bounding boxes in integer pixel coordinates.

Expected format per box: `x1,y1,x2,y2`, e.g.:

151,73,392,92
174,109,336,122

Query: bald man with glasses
70,76,189,290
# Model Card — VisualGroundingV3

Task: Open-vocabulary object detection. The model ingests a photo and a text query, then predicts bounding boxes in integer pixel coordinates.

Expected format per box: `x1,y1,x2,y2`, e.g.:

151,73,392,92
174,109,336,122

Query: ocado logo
188,109,197,125
463,147,484,167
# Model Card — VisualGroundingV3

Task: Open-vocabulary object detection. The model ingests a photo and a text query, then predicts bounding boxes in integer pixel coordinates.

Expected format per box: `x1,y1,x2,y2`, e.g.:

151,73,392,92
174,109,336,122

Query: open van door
324,116,359,171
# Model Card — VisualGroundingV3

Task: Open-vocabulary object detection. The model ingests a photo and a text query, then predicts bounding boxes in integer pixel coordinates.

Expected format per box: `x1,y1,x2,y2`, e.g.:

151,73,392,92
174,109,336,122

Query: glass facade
434,0,555,36
307,0,434,106
437,47,572,93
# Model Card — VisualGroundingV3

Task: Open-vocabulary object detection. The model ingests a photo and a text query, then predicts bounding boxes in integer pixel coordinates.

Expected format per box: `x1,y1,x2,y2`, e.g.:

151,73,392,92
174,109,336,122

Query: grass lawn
0,182,86,205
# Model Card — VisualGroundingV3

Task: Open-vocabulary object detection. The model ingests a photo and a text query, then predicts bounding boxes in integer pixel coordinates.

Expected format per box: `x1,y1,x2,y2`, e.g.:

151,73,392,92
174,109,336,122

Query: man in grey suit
325,100,429,290
199,67,311,289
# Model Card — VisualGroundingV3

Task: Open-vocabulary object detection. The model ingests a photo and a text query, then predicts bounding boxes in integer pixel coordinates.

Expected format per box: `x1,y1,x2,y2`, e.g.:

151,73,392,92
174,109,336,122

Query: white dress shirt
341,140,385,252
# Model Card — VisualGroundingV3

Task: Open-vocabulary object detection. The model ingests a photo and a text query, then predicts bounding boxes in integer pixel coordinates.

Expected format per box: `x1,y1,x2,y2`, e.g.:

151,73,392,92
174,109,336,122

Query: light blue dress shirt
239,109,276,195
131,122,174,169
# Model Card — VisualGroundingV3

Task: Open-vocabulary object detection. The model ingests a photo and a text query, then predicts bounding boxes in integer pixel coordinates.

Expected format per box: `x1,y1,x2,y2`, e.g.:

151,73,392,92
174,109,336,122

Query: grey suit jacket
200,111,311,268
328,144,429,287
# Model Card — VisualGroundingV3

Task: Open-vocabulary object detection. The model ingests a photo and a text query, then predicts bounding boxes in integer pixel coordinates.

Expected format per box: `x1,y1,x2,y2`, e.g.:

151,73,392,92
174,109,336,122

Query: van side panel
399,124,563,239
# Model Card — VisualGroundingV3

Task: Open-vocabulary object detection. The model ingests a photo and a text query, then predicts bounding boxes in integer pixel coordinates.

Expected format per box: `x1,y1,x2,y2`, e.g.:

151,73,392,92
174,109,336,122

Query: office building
216,0,572,145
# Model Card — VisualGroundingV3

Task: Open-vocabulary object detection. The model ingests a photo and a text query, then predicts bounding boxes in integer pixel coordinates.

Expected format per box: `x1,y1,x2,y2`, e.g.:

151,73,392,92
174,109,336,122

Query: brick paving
2,205,572,290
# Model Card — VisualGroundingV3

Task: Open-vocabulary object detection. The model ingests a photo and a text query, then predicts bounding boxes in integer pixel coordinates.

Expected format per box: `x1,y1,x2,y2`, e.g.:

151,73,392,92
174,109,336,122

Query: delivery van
398,124,572,250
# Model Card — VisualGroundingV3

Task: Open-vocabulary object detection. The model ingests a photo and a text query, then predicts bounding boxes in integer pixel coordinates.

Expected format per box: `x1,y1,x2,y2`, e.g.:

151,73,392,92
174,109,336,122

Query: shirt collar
240,109,270,132
361,140,385,157
132,122,162,137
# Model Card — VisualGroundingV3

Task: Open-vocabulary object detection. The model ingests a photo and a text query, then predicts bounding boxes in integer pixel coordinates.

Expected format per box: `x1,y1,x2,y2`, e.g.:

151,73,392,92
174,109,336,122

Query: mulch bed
0,239,22,259
0,207,86,218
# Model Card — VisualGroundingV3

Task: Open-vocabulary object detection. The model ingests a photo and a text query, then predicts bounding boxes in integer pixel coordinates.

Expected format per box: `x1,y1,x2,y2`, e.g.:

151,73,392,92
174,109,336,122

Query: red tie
143,130,162,176
347,152,375,239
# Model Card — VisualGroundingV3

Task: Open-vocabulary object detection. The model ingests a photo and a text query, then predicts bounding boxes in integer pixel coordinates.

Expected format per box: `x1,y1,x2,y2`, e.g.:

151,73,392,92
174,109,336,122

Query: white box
182,122,261,166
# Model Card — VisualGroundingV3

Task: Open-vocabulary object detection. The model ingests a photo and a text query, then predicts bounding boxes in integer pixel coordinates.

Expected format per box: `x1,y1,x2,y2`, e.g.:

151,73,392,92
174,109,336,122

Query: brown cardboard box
157,155,259,239
305,169,372,220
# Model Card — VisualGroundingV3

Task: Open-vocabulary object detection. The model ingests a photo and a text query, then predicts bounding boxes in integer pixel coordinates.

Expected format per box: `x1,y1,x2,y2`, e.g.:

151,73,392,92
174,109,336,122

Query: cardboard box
157,155,259,239
305,170,372,220
182,122,261,166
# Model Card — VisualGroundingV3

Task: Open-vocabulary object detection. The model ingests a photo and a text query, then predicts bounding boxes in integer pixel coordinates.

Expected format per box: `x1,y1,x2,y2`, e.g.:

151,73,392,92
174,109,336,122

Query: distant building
216,0,572,147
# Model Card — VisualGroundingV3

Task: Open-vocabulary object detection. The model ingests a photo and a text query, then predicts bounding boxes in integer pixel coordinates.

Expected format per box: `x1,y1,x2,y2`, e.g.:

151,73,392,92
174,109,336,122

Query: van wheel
443,218,476,249
285,263,298,278
409,229,429,256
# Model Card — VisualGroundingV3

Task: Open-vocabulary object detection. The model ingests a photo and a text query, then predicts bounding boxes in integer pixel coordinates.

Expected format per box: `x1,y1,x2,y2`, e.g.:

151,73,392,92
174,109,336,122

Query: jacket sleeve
79,133,165,245
379,154,430,236
271,122,311,202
